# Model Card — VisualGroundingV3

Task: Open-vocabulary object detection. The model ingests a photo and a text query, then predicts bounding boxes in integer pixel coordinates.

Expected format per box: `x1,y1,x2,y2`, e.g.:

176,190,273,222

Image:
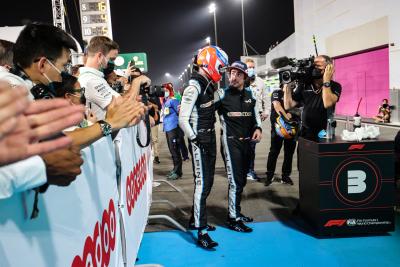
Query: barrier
0,124,152,267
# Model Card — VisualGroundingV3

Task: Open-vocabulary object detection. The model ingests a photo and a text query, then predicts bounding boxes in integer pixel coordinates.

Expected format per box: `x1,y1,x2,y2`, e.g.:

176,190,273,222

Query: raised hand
0,98,84,166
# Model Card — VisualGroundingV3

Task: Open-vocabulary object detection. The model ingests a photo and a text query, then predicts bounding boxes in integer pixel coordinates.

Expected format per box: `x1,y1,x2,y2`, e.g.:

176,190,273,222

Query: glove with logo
191,137,209,154
191,137,201,148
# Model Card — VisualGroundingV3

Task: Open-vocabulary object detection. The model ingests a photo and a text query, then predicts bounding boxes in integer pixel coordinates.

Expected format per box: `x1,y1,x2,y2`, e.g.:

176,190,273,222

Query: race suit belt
227,136,251,141
197,128,215,133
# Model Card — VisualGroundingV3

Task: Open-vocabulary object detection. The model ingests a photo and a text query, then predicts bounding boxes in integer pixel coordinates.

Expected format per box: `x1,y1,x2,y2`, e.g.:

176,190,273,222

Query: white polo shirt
0,68,46,199
78,66,120,120
250,76,270,116
0,66,34,100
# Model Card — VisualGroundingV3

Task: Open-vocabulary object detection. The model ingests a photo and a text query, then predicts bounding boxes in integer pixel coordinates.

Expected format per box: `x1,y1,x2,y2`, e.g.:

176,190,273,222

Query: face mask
164,91,170,98
42,59,73,95
43,60,76,95
311,67,323,79
247,68,255,78
102,58,115,76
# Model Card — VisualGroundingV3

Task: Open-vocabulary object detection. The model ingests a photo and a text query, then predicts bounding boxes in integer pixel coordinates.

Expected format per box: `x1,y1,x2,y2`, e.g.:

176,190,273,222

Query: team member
179,45,229,249
79,36,150,120
245,58,270,180
265,85,298,186
215,61,262,233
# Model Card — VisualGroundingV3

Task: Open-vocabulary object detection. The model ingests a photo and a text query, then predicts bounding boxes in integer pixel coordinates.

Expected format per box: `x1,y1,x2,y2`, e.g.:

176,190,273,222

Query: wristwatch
323,81,331,88
98,120,113,136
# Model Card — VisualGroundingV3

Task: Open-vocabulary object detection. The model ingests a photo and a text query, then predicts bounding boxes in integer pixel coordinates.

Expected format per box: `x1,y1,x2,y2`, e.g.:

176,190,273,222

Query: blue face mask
247,67,255,78
164,91,170,98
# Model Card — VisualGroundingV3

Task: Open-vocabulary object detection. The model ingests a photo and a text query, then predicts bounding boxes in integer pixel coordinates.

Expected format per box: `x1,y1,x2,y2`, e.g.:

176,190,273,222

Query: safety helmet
196,45,229,83
274,114,298,139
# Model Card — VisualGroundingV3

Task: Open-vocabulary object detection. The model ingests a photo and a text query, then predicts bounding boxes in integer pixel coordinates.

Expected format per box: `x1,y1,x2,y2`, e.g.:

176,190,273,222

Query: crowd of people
0,23,149,201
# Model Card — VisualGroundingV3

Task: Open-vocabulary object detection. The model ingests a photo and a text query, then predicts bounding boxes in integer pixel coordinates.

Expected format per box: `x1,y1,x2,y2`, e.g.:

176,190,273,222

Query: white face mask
164,91,170,98
247,67,255,78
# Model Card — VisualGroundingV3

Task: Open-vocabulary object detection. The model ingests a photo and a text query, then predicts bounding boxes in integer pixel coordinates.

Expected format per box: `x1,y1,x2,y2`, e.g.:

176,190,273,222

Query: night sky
0,0,294,85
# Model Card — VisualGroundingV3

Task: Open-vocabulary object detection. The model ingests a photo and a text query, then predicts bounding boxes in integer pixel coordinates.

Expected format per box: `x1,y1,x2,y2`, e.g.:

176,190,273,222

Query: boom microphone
270,56,291,69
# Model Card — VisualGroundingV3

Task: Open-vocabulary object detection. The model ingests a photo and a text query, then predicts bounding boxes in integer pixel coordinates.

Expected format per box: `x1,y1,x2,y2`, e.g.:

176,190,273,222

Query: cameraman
283,55,341,140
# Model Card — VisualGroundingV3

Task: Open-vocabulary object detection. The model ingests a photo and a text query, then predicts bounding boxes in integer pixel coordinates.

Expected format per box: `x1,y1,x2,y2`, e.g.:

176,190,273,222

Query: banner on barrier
119,124,152,266
0,124,153,267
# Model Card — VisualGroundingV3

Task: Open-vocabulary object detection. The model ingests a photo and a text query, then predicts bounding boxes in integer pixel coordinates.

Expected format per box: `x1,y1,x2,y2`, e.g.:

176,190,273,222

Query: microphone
270,56,291,69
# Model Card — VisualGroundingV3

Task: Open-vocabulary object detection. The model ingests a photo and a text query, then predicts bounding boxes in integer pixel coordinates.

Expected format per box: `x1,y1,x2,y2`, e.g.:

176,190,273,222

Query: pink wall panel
334,47,389,117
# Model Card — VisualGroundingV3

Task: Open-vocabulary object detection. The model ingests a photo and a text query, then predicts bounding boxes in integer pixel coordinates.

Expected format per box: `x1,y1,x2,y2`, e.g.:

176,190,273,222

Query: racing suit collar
191,72,215,92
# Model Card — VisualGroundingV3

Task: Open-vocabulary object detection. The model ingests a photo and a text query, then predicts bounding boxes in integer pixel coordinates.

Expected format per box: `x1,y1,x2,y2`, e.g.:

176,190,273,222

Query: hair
319,55,333,64
245,58,255,64
0,39,14,66
383,98,389,103
71,64,84,77
13,23,77,68
131,66,142,75
86,36,119,56
55,74,79,98
163,83,174,97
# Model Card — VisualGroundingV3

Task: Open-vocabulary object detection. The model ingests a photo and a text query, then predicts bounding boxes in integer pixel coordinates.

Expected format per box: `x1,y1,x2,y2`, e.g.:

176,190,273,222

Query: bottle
353,114,361,130
326,118,333,139
345,116,350,131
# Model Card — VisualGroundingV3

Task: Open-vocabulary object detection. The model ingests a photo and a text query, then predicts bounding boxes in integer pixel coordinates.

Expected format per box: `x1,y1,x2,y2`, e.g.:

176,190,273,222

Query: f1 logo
347,170,366,194
324,219,346,227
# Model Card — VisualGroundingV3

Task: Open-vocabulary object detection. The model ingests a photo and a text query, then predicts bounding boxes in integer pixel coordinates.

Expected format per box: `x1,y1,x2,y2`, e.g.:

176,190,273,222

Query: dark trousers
166,127,182,175
249,142,256,172
178,128,189,160
266,130,297,178
189,136,216,229
221,135,251,219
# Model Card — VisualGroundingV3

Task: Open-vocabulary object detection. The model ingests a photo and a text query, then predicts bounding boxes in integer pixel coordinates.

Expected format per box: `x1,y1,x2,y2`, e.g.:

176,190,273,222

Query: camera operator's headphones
274,112,299,139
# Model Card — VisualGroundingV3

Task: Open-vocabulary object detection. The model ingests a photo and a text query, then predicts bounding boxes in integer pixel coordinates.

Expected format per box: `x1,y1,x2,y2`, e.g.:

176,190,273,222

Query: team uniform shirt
78,66,120,120
178,73,217,229
0,70,47,199
0,156,47,199
162,97,180,132
0,66,34,100
215,85,262,219
269,89,299,124
292,81,341,131
179,73,216,141
249,76,270,116
215,86,262,138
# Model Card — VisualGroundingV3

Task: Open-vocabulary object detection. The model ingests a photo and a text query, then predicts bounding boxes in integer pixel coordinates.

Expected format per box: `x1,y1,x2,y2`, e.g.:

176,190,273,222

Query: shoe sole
197,240,218,249
227,225,253,233
188,225,216,231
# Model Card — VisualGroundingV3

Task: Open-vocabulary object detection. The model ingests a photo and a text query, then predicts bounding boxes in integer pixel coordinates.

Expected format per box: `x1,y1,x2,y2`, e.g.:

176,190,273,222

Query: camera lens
281,71,291,83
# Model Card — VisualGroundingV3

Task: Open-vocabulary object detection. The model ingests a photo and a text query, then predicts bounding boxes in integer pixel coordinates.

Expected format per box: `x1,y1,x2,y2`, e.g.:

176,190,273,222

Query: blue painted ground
137,217,400,267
